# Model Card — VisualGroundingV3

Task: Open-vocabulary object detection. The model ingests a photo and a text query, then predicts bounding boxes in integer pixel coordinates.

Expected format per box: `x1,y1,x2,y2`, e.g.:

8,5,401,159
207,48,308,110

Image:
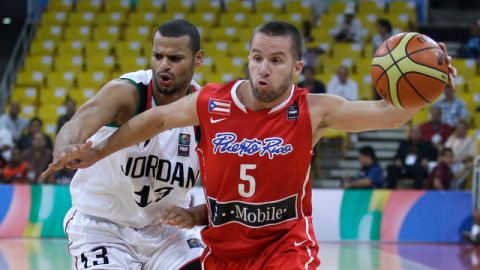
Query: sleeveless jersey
70,70,201,228
196,80,316,257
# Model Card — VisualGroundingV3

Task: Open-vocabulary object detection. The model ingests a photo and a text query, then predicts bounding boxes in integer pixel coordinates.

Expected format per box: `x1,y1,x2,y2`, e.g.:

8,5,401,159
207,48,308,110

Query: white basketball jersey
70,70,201,228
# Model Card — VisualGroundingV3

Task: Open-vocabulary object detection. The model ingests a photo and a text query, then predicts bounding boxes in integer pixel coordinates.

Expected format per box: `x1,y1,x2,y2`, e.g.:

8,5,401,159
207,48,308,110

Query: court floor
0,239,476,269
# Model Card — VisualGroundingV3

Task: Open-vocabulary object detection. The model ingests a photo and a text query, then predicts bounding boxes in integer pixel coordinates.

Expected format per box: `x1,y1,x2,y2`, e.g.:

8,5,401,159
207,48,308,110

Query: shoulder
119,69,152,85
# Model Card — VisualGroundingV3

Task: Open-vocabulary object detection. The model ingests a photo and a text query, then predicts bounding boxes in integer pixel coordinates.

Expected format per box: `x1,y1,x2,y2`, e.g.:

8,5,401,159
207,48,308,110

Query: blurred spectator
457,22,480,59
343,146,385,188
17,117,53,151
56,99,77,134
21,132,53,183
426,148,455,190
386,126,437,189
332,9,363,43
463,210,480,245
57,98,77,133
372,18,393,53
1,147,28,184
0,127,14,150
432,85,469,127
327,66,358,100
420,107,454,146
298,66,326,94
0,102,29,142
444,120,477,189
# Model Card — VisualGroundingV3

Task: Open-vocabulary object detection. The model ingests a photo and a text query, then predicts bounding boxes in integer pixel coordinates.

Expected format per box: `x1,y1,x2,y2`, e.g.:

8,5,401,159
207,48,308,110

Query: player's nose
258,60,270,77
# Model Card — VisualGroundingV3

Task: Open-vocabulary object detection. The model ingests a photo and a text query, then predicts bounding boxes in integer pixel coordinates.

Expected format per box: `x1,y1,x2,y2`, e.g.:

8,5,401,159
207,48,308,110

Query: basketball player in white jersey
44,20,205,270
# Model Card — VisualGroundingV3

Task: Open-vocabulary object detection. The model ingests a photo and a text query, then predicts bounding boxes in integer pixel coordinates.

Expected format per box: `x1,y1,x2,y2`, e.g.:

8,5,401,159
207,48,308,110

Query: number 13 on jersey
239,164,256,198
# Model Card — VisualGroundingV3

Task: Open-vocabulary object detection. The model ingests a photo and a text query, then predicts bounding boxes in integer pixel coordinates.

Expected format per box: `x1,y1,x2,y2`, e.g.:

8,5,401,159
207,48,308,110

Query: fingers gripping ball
371,32,449,109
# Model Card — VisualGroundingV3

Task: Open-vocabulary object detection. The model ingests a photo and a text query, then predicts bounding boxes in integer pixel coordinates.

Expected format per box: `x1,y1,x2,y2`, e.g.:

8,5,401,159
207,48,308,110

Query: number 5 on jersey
239,164,256,198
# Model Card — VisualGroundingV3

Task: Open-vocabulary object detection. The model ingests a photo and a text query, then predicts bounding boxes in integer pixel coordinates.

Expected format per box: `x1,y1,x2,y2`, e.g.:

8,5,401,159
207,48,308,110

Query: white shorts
64,208,204,270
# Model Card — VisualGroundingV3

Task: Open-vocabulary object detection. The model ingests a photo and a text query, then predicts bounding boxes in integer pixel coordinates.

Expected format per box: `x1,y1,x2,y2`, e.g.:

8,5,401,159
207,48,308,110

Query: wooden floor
0,239,476,269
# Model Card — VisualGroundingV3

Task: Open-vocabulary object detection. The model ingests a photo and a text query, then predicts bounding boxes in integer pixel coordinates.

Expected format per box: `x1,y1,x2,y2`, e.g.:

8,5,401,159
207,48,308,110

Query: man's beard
153,76,180,96
249,77,291,103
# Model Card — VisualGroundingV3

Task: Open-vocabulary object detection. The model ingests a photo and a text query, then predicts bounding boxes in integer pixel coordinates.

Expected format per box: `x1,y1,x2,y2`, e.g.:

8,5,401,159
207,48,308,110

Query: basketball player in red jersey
46,21,456,269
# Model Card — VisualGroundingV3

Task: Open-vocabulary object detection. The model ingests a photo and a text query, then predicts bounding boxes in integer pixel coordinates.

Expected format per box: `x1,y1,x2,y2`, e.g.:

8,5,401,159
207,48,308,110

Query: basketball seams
385,38,405,108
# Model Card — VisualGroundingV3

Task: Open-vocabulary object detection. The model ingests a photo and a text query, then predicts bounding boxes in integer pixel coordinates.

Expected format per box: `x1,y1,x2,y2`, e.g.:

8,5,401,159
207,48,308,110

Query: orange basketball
371,32,450,109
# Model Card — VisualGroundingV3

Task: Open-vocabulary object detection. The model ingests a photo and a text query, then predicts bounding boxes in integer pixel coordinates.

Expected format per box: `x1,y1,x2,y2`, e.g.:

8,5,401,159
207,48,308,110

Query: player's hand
40,141,94,180
160,206,197,229
438,42,457,89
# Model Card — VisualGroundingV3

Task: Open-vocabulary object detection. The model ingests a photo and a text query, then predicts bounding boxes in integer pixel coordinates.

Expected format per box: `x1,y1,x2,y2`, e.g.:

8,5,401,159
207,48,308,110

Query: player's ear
293,60,304,78
194,50,204,67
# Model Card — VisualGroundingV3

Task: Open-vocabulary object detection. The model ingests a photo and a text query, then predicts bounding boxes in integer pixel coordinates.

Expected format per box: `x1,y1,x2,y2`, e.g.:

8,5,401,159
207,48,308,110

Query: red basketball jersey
196,80,318,258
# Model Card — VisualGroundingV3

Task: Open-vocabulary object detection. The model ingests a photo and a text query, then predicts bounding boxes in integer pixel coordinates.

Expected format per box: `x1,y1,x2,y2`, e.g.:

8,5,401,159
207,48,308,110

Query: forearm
54,120,89,152
189,204,208,226
96,107,166,159
376,100,420,129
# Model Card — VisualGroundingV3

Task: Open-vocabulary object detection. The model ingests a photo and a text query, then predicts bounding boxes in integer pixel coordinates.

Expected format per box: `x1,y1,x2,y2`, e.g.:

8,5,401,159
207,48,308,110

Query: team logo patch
287,102,298,120
178,133,190,157
187,238,205,249
208,195,298,228
208,98,231,116
212,132,293,159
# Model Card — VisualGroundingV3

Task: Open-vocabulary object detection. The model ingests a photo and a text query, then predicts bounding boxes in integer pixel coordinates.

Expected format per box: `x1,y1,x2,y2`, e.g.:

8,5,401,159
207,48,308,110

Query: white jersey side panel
70,70,201,228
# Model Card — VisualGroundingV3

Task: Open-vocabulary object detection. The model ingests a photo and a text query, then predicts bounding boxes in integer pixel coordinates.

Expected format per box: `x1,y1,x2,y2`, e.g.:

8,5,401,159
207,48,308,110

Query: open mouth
257,80,269,87
158,73,173,84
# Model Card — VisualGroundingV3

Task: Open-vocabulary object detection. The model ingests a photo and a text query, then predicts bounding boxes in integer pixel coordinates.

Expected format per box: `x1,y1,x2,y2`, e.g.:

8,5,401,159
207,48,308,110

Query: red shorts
201,219,320,270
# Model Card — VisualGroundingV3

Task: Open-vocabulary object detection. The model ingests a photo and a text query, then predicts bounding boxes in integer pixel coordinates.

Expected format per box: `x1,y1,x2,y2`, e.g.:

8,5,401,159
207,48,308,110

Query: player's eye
272,57,282,64
169,56,182,62
153,54,162,60
253,55,262,62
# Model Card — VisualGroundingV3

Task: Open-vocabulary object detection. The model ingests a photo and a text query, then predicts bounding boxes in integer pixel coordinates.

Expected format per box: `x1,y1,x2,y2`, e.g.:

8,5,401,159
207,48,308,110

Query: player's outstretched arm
161,204,208,229
41,80,140,178
87,90,201,164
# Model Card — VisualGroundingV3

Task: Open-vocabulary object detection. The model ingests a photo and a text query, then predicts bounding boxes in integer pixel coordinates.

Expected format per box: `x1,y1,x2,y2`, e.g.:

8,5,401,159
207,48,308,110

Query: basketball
371,32,450,109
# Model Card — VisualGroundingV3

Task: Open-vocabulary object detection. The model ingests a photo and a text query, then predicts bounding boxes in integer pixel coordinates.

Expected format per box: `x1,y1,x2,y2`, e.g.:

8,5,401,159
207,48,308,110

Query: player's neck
237,80,293,111
152,86,189,106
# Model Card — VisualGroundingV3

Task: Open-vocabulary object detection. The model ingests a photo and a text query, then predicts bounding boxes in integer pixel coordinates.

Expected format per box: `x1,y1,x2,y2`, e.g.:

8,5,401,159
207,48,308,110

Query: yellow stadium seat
11,87,39,104
203,42,230,57
385,13,412,31
164,0,192,13
467,76,480,92
454,75,468,92
204,72,236,84
310,27,335,45
255,0,283,14
321,57,355,75
96,11,127,25
117,56,148,72
136,0,163,12
84,41,112,57
55,55,84,72
247,13,273,27
24,55,54,72
319,13,341,28
274,14,305,28
210,27,239,42
40,87,70,106
194,0,222,13
104,0,131,12
19,104,36,119
358,2,386,15
452,59,478,79
16,71,45,87
46,71,76,88
69,87,97,105
193,72,207,86
41,11,68,25
214,57,246,76
127,12,156,26
35,25,63,41
411,106,430,126
354,58,372,75
225,1,253,13
37,104,66,122
93,26,121,41
76,71,108,88
328,2,347,14
196,26,211,41
355,73,375,100
196,57,214,74
85,55,116,72
75,0,102,12
115,41,143,57
186,13,217,28
124,26,152,41
57,40,84,56
30,39,56,55
47,0,73,11
389,1,416,13
68,11,97,25
285,1,311,17
229,42,249,57
64,25,92,41
218,13,248,28
331,43,363,59
43,120,58,138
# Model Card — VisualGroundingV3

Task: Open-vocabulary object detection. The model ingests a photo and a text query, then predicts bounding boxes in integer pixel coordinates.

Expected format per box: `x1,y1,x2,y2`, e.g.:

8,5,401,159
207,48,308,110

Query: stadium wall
0,184,472,242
